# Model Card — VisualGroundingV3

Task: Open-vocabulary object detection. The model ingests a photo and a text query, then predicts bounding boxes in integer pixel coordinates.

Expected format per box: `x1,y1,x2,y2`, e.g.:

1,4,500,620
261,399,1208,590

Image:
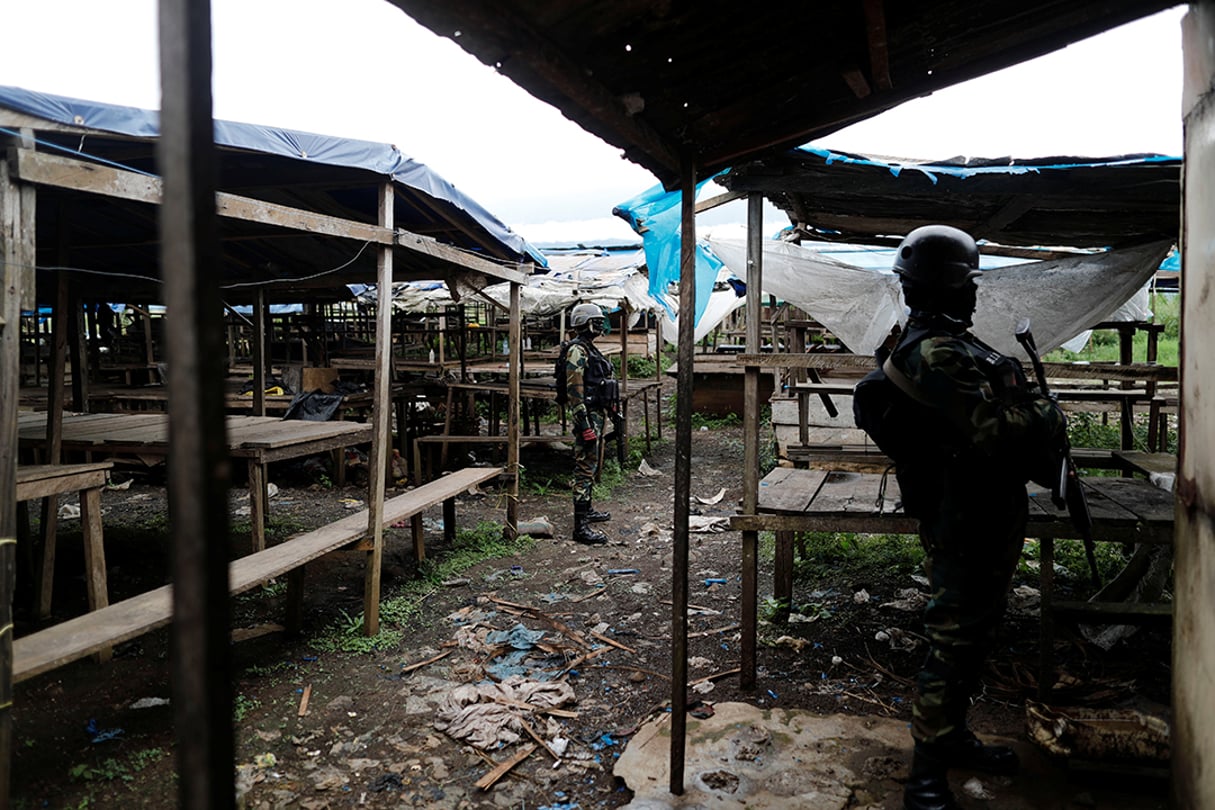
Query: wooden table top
753,467,1175,542
17,412,371,455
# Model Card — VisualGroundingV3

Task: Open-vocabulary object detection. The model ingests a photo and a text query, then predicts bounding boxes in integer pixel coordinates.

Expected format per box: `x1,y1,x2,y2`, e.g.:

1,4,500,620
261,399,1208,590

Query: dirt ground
10,385,1173,809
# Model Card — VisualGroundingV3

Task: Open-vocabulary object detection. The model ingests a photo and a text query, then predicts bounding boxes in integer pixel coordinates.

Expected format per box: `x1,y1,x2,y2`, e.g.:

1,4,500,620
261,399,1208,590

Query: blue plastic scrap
485,623,546,650
85,718,124,744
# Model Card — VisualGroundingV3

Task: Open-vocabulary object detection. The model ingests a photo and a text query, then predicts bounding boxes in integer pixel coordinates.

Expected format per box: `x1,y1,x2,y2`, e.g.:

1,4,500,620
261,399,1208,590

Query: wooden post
252,287,266,417
506,279,522,538
669,157,696,796
1175,7,1215,808
158,2,234,806
620,301,630,459
37,269,69,619
363,181,393,636
68,287,89,412
741,193,763,690
1,125,37,803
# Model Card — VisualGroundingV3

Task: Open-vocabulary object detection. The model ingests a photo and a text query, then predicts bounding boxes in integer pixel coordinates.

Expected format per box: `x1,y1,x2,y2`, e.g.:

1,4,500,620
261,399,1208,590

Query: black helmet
892,225,981,289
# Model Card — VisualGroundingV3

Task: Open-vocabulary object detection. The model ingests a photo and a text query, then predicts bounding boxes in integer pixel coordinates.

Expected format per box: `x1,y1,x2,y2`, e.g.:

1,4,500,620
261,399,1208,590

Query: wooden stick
400,649,452,675
661,599,721,614
489,695,580,719
689,622,740,639
475,743,536,790
589,631,637,654
689,667,740,686
297,684,312,717
518,717,561,761
570,586,607,603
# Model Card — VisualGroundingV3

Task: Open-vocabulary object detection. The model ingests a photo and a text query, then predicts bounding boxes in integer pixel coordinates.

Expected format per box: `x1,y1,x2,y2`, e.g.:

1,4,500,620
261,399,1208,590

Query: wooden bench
413,434,570,483
17,462,113,622
13,465,501,683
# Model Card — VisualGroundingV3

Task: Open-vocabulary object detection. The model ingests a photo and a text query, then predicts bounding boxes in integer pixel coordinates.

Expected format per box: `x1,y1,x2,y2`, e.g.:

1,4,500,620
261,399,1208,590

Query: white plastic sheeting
707,237,1171,360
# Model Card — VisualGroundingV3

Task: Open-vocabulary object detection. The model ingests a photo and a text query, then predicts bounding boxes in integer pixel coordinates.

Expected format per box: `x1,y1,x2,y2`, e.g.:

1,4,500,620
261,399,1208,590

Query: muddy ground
11,385,1172,809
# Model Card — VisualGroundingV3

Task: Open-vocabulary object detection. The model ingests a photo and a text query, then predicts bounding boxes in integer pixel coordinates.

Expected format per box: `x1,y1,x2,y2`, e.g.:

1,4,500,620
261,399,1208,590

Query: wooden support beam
0,126,36,804
741,193,763,692
669,156,697,796
506,279,522,538
364,182,394,636
10,148,528,285
863,0,893,91
158,2,235,806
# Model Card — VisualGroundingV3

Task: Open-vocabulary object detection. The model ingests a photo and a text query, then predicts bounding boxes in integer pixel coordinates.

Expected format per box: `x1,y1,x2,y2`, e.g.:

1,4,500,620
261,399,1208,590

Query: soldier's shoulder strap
881,356,935,408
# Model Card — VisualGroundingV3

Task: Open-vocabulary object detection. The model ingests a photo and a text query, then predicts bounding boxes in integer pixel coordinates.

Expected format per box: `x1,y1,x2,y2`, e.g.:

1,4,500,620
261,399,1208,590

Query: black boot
586,501,611,523
933,729,1020,776
573,502,608,544
904,746,961,810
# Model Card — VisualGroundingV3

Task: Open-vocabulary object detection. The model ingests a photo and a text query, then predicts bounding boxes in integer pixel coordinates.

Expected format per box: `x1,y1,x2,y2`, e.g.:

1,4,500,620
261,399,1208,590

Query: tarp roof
719,147,1182,250
0,85,546,305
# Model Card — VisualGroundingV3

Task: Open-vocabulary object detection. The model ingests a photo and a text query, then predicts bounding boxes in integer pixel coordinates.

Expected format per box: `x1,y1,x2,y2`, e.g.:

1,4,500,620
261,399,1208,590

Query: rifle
608,403,626,466
1014,318,1101,587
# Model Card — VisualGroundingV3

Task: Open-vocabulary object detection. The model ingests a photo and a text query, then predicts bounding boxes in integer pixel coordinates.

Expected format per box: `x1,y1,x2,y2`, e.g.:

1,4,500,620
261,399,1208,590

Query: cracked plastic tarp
613,176,730,328
707,236,1171,358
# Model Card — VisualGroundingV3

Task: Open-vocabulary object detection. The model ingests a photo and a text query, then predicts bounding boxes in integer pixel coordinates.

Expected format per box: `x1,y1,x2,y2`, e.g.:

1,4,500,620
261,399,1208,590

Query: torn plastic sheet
708,235,1171,358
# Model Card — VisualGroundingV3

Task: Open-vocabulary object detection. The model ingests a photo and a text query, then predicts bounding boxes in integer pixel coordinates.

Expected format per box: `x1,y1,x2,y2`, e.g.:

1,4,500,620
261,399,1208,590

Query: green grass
1044,292,1179,365
776,531,926,582
309,521,535,654
68,748,167,785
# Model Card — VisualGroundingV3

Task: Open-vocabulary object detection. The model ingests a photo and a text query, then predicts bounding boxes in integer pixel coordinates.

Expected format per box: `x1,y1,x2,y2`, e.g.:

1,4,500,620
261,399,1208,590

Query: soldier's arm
566,344,592,432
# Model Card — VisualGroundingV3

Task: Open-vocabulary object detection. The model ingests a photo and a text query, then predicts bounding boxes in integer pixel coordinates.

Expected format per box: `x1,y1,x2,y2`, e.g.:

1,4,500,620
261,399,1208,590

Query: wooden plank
1113,451,1177,477
756,468,828,514
14,465,504,683
15,465,110,502
1086,477,1176,526
808,471,901,515
12,149,393,246
14,586,174,682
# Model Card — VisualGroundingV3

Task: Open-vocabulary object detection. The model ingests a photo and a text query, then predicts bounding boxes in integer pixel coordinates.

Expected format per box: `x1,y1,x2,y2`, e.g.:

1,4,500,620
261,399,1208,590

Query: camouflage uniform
887,312,1064,746
566,340,606,504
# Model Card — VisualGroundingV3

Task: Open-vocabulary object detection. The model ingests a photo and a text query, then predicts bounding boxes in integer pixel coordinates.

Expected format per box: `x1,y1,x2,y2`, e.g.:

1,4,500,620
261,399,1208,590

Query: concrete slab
614,702,1169,810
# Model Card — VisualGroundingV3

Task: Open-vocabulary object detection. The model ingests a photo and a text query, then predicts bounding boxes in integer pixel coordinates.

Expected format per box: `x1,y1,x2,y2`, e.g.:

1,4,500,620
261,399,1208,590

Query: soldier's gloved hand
573,410,597,442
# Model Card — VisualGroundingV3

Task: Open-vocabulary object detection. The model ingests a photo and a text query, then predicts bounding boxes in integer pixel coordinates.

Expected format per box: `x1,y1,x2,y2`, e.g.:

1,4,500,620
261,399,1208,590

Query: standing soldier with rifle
852,225,1068,810
560,303,619,545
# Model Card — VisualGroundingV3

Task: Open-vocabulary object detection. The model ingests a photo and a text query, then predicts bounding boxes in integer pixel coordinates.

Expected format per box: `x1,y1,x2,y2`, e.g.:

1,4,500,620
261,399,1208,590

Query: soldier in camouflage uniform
565,303,616,545
864,226,1066,810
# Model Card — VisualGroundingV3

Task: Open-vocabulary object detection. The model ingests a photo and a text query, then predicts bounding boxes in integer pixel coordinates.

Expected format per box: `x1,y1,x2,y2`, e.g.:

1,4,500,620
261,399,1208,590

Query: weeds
310,521,534,654
68,747,166,785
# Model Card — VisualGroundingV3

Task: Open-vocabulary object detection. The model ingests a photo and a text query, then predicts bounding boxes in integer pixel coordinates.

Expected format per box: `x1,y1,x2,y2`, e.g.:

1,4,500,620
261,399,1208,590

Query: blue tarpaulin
0,85,546,267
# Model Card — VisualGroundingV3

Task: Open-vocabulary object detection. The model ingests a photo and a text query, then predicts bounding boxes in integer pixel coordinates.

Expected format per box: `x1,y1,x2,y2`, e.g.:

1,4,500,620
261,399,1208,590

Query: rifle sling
882,357,936,407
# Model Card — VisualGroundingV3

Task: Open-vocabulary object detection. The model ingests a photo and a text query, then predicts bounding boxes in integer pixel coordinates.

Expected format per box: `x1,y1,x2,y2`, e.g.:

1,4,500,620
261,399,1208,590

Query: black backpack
852,364,923,463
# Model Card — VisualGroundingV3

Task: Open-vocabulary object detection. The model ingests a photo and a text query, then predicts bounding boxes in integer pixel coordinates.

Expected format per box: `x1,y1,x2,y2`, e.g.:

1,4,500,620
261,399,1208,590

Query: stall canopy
620,148,1180,350
719,146,1182,250
0,85,546,305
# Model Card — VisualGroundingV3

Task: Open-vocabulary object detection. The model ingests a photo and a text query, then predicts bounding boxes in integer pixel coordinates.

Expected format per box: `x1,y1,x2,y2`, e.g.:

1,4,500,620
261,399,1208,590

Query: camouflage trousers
571,410,606,503
911,482,1028,744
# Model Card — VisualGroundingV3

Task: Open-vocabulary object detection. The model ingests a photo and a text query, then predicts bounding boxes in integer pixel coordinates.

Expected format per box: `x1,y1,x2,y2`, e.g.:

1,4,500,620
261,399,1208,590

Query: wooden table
17,412,373,552
731,467,1176,690
17,462,113,655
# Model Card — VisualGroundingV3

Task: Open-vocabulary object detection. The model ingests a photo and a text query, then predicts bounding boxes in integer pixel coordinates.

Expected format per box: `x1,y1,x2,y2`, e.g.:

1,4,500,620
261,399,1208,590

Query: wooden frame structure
3,1,1208,806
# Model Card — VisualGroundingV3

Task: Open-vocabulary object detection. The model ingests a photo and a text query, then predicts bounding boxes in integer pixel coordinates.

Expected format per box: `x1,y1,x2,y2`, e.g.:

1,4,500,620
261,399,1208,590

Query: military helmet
892,225,981,289
570,303,606,329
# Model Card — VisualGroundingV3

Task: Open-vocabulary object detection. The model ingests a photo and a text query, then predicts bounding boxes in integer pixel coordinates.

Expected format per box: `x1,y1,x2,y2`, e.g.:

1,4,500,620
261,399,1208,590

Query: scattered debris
962,777,995,800
297,685,312,717
695,487,727,505
638,459,662,477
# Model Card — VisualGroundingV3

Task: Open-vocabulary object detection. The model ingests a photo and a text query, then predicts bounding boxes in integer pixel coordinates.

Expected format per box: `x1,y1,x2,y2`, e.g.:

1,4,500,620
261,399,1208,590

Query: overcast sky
0,2,1187,243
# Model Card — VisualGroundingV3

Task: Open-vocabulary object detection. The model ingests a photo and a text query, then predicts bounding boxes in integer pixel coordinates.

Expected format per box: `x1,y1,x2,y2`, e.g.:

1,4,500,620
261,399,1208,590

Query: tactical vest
556,335,617,409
